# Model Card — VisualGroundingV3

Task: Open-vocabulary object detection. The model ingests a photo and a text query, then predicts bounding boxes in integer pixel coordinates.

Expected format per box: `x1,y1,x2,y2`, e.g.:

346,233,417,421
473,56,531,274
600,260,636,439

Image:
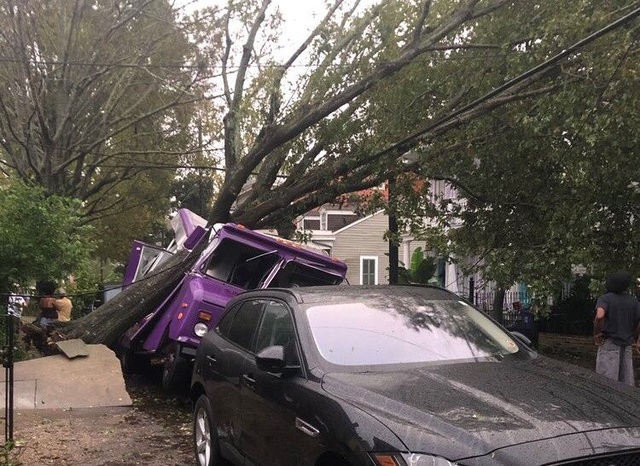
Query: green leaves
382,0,640,299
0,181,95,289
0,0,201,227
398,247,438,284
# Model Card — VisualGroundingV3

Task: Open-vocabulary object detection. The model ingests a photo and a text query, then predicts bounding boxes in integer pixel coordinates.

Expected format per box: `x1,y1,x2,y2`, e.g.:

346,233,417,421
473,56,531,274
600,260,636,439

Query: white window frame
301,215,321,230
360,256,378,285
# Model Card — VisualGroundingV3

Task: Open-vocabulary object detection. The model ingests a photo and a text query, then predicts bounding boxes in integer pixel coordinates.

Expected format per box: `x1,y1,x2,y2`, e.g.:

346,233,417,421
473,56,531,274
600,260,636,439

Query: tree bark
492,287,505,325
52,248,199,347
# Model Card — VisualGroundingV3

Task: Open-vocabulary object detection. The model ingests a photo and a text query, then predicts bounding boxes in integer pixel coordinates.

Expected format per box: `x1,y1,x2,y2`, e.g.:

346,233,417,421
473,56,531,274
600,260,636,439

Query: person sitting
36,282,58,328
54,288,73,322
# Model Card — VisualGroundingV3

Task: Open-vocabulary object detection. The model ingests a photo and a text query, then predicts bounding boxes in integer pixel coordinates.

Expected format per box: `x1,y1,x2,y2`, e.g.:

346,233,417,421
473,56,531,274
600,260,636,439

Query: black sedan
190,285,640,466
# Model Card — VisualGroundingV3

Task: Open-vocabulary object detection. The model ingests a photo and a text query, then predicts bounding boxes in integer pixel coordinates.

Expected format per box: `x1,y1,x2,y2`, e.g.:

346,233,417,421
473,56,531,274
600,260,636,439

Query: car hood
321,355,640,462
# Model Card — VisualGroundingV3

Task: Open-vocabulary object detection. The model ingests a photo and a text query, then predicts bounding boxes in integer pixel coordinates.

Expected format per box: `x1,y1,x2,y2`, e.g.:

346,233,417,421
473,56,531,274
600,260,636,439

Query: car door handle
295,417,320,438
242,373,256,390
206,354,217,362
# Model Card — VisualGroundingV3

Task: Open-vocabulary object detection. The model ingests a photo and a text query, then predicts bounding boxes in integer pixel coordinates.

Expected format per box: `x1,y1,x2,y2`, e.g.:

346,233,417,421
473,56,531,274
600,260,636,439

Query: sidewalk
0,344,131,410
537,332,640,385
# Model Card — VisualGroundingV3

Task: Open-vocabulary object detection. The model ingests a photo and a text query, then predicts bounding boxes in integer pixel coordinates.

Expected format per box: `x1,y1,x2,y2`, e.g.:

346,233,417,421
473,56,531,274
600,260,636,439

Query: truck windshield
203,238,344,290
269,261,344,287
204,239,280,289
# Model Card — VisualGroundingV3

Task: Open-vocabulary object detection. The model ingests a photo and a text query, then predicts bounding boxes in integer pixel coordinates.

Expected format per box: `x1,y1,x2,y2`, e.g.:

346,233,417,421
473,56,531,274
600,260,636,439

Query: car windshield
306,297,522,367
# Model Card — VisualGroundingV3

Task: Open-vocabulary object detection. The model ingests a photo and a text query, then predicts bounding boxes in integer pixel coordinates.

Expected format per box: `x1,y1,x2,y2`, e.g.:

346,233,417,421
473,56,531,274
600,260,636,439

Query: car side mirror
255,345,300,375
256,345,286,373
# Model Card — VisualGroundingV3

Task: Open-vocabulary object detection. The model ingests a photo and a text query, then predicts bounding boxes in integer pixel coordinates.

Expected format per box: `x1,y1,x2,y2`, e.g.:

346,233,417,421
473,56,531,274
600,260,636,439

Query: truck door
123,241,173,286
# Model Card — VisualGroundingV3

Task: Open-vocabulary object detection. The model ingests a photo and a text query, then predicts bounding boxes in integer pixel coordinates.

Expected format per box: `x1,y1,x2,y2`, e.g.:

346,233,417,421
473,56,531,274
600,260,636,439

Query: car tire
193,394,224,466
162,344,190,391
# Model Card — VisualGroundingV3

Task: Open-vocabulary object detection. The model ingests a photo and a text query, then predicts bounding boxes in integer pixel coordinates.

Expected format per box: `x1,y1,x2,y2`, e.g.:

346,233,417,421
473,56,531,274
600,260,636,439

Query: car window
306,298,521,367
225,300,265,351
217,303,240,337
255,301,299,365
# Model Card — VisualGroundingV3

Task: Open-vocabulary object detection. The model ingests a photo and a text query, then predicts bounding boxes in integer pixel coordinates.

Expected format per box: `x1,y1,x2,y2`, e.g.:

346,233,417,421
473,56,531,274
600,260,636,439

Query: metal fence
2,303,19,443
473,290,531,311
471,290,532,328
472,287,596,335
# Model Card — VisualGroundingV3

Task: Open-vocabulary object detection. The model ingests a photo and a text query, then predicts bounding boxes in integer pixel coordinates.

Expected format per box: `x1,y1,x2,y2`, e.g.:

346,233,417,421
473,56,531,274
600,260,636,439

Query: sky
180,0,327,46
178,0,380,54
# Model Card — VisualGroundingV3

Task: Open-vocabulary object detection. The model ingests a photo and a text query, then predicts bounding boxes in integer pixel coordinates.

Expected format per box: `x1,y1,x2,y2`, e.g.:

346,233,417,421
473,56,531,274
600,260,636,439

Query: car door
240,300,317,466
201,299,265,454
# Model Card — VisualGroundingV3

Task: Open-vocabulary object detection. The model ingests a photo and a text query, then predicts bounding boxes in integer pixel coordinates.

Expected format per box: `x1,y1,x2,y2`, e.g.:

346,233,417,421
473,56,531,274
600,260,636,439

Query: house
295,203,467,290
295,183,528,316
296,204,385,285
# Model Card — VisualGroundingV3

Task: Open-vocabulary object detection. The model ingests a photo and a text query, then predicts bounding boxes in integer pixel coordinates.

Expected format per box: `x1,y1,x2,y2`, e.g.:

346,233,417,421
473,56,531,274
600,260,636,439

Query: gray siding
331,211,390,285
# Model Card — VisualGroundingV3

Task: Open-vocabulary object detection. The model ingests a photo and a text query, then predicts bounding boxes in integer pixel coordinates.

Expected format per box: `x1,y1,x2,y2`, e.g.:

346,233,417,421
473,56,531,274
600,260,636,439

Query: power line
0,38,633,70
384,4,640,156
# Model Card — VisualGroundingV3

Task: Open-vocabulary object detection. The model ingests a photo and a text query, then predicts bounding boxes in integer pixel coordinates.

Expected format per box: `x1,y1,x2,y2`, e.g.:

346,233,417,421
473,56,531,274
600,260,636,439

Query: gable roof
333,209,386,234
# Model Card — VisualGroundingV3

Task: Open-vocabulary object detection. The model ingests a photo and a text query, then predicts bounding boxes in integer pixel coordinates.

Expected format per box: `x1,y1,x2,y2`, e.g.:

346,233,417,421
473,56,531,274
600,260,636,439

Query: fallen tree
19,1,640,355
49,247,199,348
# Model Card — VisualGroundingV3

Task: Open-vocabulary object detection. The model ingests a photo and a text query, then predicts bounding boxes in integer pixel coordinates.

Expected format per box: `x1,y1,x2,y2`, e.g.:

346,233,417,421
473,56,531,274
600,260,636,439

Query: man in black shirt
594,270,640,385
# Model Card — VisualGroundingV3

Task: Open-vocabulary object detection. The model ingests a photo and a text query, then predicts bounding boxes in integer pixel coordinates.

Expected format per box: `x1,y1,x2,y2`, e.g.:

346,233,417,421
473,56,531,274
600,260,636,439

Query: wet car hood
321,355,640,462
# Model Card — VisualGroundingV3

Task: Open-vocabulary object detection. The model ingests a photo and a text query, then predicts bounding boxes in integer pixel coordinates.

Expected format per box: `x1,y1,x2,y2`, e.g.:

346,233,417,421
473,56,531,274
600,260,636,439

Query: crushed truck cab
118,209,347,390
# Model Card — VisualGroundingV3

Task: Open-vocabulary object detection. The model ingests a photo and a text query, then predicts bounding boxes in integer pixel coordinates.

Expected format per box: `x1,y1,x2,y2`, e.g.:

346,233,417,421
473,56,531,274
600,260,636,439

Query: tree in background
380,0,640,308
54,0,640,344
170,172,219,219
0,0,208,231
0,180,94,300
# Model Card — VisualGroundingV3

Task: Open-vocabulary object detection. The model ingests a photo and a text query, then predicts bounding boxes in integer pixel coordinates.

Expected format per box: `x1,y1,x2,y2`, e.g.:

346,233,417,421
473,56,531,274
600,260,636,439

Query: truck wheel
119,347,150,374
162,345,190,391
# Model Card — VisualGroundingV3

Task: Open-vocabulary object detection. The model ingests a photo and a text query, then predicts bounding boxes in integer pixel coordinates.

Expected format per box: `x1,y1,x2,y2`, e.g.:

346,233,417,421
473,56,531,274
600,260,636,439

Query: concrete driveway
0,343,132,410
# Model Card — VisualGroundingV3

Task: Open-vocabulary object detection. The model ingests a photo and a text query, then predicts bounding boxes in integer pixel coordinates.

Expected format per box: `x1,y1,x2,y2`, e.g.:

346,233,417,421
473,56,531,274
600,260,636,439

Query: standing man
594,270,640,385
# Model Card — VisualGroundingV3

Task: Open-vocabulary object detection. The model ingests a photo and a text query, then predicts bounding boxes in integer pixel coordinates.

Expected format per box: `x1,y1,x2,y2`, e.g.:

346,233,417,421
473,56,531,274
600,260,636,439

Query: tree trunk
52,248,199,347
492,287,505,325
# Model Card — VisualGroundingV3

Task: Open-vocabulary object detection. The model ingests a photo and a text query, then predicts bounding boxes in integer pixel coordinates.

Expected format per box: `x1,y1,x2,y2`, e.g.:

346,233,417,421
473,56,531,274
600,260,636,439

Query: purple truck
118,209,348,390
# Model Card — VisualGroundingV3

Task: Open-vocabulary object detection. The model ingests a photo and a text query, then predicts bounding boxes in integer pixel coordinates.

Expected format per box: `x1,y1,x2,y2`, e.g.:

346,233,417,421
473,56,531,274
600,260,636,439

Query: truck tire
162,345,191,391
119,346,150,374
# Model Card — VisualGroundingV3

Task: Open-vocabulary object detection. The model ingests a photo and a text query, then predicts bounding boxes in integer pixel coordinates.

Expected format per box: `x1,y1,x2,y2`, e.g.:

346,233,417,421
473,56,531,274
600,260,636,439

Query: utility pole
388,175,398,285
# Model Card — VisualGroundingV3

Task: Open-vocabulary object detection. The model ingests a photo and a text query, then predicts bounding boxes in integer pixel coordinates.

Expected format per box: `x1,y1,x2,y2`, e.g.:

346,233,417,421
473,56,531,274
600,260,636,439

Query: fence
473,290,530,310
471,290,534,328
2,303,18,443
472,287,596,335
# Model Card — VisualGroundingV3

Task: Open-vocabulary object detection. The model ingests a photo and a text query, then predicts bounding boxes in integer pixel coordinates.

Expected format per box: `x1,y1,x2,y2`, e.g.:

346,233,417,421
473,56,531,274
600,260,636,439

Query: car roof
231,284,460,306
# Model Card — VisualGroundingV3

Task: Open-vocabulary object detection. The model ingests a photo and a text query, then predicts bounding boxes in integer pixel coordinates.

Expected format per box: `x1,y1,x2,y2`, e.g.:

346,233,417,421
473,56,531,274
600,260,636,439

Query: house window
443,182,457,200
326,213,359,231
360,256,378,285
302,218,320,230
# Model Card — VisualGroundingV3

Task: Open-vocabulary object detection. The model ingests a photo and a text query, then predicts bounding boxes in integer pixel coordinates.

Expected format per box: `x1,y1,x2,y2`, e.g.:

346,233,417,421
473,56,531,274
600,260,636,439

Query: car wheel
162,344,190,391
193,394,224,466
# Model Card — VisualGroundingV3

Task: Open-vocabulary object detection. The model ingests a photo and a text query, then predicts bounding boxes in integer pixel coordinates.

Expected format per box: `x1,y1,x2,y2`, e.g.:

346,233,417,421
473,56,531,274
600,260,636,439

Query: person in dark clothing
593,270,640,385
35,280,58,328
